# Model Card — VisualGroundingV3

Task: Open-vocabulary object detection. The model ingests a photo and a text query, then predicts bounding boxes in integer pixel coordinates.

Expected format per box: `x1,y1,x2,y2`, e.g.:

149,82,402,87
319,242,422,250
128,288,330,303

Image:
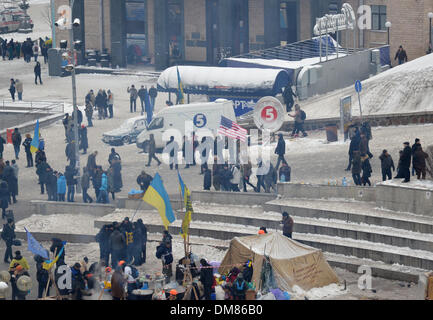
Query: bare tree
41,5,53,32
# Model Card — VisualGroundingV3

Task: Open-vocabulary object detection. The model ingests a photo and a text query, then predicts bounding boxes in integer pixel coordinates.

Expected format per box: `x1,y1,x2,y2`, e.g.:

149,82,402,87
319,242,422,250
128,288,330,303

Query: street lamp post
428,12,433,49
56,0,81,193
385,21,392,45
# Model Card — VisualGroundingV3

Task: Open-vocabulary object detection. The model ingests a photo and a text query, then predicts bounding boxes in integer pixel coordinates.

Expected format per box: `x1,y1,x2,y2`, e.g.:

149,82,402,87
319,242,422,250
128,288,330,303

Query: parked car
102,116,147,146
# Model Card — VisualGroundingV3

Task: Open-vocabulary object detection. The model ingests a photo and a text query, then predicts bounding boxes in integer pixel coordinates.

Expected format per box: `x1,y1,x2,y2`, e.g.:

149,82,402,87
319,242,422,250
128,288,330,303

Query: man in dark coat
138,85,148,115
11,128,22,160
0,181,9,219
64,165,77,202
137,171,153,192
346,129,360,171
361,154,372,186
413,145,429,180
149,86,157,111
274,133,286,170
86,151,98,180
65,140,77,168
282,84,297,112
109,226,126,268
379,150,395,181
46,167,58,201
93,166,102,199
279,160,291,182
351,151,362,186
34,61,42,84
108,148,121,166
203,168,212,190
96,224,113,267
136,219,147,264
3,161,18,204
50,238,65,266
400,142,412,183
199,259,214,300
281,212,293,239
411,138,421,176
394,45,408,65
146,134,161,166
35,254,51,298
22,134,33,167
2,218,15,263
79,125,88,154
0,135,6,159
166,136,178,170
36,159,50,194
81,167,93,203
219,164,233,192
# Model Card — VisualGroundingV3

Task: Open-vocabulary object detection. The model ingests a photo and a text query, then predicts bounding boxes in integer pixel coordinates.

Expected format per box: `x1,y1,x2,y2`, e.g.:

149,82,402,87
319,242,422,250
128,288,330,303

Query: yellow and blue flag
177,66,184,104
178,171,193,239
143,173,175,230
42,242,66,270
30,120,40,154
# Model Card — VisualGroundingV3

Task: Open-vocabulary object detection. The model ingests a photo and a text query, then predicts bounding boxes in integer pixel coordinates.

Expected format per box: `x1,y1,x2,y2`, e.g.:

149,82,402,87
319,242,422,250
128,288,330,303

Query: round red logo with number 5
261,106,277,123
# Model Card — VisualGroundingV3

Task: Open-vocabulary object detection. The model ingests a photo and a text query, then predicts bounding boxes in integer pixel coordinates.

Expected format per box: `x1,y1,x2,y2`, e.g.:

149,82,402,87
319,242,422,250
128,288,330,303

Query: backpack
300,110,306,121
127,265,139,279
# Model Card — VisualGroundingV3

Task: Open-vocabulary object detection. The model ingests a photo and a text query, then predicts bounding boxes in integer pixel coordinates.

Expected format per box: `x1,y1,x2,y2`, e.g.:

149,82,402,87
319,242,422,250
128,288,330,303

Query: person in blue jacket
56,173,66,202
97,172,109,204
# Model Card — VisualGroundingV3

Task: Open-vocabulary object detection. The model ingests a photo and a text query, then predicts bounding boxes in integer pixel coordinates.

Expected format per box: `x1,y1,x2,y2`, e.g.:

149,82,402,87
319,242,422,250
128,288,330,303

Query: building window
125,0,148,64
371,5,387,31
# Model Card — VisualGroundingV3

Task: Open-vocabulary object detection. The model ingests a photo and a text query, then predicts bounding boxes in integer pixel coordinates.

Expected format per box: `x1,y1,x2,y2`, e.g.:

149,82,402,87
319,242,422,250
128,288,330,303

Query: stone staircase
19,181,433,283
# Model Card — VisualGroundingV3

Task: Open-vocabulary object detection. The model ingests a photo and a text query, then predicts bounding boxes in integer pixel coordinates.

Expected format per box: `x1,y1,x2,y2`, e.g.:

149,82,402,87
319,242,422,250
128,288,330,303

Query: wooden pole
43,247,57,299
98,272,108,300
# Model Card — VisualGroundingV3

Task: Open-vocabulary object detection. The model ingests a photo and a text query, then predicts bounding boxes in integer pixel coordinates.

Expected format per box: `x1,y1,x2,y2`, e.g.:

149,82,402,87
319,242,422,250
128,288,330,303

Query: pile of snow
302,53,433,119
380,179,433,190
291,283,347,300
15,214,99,234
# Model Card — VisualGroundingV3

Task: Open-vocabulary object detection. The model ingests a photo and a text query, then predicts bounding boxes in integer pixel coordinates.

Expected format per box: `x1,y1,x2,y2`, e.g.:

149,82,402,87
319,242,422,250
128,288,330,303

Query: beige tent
219,232,339,292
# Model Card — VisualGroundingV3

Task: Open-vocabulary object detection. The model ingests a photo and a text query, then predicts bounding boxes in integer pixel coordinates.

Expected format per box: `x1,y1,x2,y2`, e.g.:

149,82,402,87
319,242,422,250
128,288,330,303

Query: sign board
340,95,352,140
355,80,362,93
253,96,284,132
209,97,256,117
313,3,356,35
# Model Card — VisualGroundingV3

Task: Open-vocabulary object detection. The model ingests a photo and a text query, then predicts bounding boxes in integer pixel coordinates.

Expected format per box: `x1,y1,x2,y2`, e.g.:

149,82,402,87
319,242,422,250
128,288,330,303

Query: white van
136,99,236,152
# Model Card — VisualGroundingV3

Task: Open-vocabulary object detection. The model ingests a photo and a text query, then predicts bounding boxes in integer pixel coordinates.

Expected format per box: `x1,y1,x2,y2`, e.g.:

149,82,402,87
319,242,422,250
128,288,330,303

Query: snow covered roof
157,66,290,98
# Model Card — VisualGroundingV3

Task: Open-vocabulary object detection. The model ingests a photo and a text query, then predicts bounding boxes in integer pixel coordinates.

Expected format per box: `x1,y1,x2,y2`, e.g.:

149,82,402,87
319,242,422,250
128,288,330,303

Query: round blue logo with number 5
194,114,207,128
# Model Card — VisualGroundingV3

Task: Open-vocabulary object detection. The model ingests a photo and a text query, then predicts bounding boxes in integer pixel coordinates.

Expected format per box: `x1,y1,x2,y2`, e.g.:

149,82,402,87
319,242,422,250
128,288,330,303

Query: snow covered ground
299,53,433,120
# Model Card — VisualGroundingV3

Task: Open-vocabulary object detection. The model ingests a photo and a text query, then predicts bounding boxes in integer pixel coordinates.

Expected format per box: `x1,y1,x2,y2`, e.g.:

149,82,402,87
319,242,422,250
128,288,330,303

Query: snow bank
291,283,347,300
15,214,99,234
302,53,433,119
379,179,433,190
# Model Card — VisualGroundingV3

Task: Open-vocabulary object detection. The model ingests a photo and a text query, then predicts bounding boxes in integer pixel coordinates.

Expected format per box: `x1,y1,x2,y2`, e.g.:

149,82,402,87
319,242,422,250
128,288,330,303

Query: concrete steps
178,202,433,252
264,198,433,234
94,206,433,271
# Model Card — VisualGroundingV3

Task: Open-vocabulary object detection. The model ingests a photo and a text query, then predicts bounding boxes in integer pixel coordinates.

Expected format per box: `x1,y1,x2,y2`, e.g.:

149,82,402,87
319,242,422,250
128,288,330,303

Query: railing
0,100,65,115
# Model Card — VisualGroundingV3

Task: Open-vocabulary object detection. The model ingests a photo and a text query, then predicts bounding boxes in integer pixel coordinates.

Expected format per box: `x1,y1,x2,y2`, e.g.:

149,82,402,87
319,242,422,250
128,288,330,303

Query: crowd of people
346,124,429,186
84,89,115,124
0,37,50,63
127,84,158,115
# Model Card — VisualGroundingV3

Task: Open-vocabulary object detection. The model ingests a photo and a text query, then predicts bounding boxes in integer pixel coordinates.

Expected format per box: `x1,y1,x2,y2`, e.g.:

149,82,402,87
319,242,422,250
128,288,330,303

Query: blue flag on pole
25,227,49,259
144,89,153,125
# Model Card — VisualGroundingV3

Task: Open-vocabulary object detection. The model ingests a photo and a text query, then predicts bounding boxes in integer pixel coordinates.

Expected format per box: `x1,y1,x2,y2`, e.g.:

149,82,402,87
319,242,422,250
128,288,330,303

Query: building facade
54,0,433,70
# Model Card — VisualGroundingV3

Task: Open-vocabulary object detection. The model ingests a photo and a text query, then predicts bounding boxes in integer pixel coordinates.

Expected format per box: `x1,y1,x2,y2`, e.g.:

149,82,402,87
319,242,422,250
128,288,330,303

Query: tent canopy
219,232,339,292
156,66,290,98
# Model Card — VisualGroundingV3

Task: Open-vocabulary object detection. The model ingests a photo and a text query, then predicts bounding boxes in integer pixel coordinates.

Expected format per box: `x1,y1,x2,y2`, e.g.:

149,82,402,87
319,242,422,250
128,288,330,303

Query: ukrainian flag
42,242,66,270
143,173,175,230
30,120,40,154
177,66,185,104
178,171,193,239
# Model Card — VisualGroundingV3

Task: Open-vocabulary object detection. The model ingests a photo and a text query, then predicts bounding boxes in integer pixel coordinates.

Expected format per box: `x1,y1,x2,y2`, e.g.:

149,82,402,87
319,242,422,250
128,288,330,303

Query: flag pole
43,247,57,299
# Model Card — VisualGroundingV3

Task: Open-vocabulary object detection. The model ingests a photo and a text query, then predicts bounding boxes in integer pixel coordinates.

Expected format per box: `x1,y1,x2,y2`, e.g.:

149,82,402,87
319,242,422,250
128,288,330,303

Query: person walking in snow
289,104,307,137
413,145,429,180
274,133,286,170
282,84,297,112
379,150,395,181
361,154,372,186
34,62,42,85
394,45,408,65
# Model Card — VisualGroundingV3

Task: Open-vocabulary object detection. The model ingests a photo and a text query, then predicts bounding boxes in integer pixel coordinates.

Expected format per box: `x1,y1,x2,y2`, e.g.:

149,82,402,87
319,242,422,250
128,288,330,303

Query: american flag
218,116,248,142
